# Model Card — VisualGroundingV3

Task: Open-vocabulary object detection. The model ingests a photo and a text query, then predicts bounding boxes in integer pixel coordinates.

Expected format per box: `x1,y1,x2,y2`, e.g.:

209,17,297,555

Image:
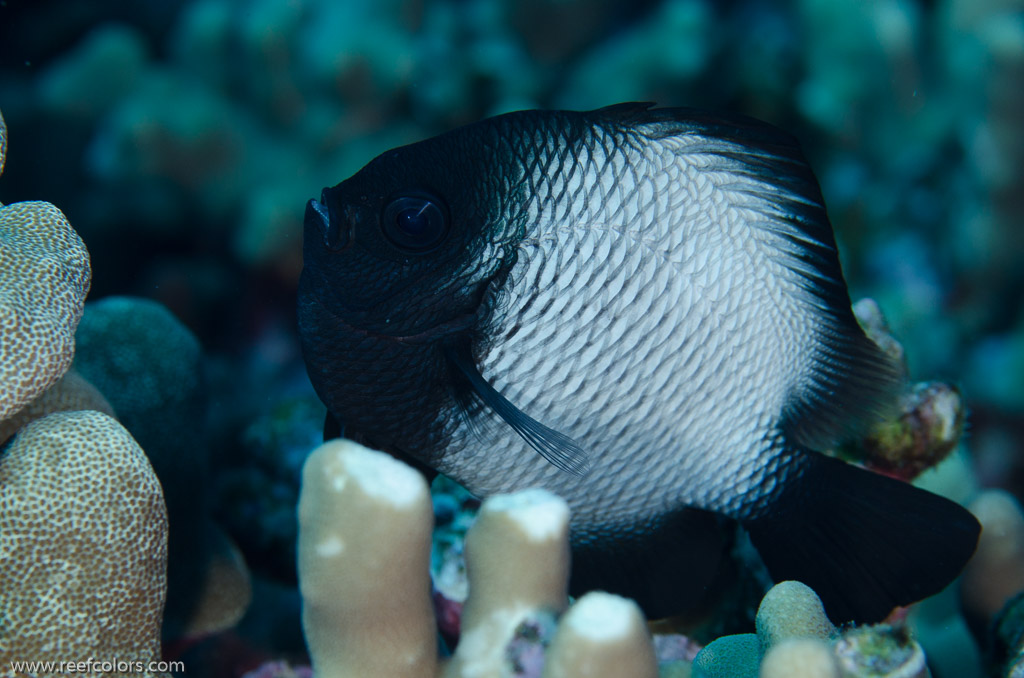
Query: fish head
298,121,527,458
301,127,525,332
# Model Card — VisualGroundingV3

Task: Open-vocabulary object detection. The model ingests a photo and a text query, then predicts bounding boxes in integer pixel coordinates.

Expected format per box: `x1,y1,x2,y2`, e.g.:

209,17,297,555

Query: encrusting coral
0,410,169,675
690,580,939,678
834,626,930,678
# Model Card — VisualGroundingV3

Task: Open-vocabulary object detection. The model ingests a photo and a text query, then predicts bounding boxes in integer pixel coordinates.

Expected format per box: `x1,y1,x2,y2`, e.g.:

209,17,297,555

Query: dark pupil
382,195,448,252
396,206,430,236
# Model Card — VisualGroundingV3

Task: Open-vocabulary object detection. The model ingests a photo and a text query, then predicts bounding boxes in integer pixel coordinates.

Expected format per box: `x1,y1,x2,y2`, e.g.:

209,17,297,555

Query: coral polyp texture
0,368,115,446
0,189,91,421
0,410,169,675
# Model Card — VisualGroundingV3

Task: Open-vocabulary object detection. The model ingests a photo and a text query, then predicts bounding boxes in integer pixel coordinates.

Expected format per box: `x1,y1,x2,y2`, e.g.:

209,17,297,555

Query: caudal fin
743,451,980,624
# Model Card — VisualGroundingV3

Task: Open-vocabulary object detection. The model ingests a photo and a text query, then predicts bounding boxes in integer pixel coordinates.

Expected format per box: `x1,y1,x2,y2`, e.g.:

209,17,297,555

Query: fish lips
305,188,352,251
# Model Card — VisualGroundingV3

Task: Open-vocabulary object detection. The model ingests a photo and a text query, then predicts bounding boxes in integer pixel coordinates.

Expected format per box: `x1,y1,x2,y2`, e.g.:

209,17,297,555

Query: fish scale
441,129,792,521
299,103,980,623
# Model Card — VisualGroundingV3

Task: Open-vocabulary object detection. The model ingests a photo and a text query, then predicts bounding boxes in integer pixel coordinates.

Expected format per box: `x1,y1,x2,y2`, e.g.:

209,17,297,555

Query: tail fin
743,451,980,624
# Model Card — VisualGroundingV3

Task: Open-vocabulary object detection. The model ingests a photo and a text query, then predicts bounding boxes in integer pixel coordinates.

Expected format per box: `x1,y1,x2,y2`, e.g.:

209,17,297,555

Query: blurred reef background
0,0,1022,676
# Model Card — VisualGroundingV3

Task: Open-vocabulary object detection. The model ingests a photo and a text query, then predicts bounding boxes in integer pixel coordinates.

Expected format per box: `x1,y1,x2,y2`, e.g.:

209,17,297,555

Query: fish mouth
305,189,351,250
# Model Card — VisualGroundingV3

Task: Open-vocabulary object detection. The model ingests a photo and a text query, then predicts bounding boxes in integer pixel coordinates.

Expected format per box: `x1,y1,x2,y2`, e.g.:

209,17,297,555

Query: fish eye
381,193,449,252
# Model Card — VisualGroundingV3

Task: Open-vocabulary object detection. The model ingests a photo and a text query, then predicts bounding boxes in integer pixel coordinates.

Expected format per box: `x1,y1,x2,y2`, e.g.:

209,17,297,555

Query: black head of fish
297,115,542,461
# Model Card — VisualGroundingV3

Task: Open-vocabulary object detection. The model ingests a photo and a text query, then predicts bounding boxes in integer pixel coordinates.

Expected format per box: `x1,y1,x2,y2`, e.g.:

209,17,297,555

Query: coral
759,638,839,678
844,298,967,481
36,23,148,120
755,581,836,652
72,294,224,638
858,382,966,480
961,491,1024,675
961,490,1024,627
214,394,326,583
992,593,1024,678
557,0,713,109
297,440,669,678
297,439,437,678
1,107,90,425
0,410,168,674
833,625,930,678
689,583,939,677
542,592,658,678
853,298,907,373
0,368,115,446
3,3,1023,675
447,488,572,677
0,200,91,420
691,634,760,678
182,525,253,639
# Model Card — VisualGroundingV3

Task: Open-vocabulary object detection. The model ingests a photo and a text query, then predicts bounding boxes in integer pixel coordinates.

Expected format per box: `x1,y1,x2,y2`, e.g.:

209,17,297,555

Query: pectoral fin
445,345,590,477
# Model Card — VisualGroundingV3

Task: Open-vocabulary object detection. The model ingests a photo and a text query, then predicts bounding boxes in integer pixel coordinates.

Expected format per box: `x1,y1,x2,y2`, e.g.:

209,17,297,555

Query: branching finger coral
297,439,665,678
298,439,437,678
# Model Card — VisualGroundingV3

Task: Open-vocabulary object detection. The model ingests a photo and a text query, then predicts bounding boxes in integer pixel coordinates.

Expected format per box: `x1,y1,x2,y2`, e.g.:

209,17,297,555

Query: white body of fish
435,120,832,538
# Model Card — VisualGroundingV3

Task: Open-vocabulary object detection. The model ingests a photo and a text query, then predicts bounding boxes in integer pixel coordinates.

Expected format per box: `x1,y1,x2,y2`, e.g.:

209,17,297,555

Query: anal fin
743,451,980,624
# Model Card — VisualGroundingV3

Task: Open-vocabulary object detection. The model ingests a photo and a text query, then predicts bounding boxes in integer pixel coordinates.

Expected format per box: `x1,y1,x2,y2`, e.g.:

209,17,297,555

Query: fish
297,103,980,624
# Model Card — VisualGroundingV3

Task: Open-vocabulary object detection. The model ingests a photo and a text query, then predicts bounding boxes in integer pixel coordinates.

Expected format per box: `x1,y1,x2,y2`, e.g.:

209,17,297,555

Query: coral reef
0,109,172,674
692,586,934,678
0,411,168,675
834,626,929,678
295,441,974,678
1,0,1023,674
0,108,5,178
